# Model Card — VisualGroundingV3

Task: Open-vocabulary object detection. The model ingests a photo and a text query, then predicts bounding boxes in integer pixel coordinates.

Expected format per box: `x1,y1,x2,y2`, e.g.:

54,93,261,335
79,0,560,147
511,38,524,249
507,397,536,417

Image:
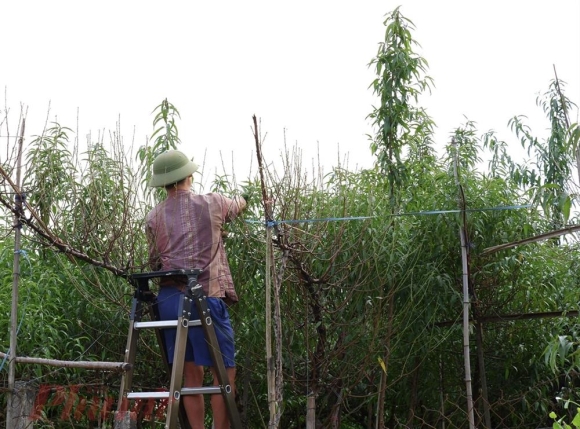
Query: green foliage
486,79,578,230
24,123,77,228
367,6,434,201
0,243,133,429
136,98,182,201
550,399,580,429
22,121,147,273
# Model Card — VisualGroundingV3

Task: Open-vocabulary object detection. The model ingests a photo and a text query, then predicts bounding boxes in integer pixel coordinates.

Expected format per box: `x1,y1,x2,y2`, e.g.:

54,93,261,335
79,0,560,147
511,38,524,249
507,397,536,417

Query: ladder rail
164,292,192,428
190,283,240,427
117,284,150,407
116,269,243,429
150,292,194,428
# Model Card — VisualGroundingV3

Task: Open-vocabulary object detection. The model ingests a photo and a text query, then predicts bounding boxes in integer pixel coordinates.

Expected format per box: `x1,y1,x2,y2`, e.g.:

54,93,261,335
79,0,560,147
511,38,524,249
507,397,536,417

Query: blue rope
0,351,8,371
15,249,32,276
252,216,376,228
245,204,532,227
391,204,532,216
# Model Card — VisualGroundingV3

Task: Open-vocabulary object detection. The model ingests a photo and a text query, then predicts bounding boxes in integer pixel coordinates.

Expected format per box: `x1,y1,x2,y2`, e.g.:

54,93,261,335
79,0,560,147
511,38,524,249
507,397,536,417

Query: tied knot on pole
14,249,28,258
13,192,26,229
13,249,32,276
14,192,26,208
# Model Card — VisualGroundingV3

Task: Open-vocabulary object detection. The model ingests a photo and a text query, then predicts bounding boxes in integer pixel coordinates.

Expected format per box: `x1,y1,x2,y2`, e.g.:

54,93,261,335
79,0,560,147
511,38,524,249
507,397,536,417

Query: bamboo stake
274,251,287,423
481,224,580,255
252,115,281,428
306,395,315,428
0,352,131,371
265,226,275,426
452,138,476,429
6,118,25,429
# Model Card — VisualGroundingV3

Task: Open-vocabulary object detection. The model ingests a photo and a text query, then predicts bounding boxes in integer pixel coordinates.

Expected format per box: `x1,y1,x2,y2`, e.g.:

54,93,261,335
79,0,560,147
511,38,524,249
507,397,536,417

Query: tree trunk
406,356,421,426
376,291,394,429
453,137,476,429
6,119,25,429
475,321,492,428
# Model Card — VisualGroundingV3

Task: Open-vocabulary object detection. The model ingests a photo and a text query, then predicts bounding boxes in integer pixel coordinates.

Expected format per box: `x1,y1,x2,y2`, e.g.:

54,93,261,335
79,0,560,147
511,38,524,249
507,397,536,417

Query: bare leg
210,367,236,429
183,361,205,429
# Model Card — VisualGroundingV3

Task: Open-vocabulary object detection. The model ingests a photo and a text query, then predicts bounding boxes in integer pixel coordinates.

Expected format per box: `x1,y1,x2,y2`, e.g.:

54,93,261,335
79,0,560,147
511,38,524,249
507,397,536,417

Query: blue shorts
156,287,235,368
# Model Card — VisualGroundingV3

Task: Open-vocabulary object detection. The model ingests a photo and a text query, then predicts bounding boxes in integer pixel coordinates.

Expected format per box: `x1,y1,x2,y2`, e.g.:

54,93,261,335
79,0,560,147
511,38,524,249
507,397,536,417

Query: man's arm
223,194,247,222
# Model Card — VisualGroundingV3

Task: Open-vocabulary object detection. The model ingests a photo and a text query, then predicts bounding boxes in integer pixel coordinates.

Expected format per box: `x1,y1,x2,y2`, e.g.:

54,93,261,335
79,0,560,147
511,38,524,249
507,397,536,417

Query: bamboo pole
306,395,315,428
265,226,276,426
452,138,476,429
274,251,286,424
459,183,475,429
6,118,25,429
0,352,130,371
481,224,580,255
252,115,281,428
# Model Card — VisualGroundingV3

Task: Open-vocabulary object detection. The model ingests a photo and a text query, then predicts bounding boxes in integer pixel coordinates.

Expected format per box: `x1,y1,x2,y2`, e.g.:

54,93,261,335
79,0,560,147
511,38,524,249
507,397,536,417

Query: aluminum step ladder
115,269,242,429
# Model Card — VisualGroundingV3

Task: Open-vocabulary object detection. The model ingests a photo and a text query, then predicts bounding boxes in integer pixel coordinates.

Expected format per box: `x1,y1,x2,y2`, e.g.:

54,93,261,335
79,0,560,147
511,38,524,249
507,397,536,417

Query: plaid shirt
146,190,245,304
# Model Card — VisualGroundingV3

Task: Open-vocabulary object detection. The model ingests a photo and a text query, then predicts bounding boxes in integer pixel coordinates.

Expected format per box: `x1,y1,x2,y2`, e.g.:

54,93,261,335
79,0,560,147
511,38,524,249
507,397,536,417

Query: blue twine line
15,249,32,276
251,216,375,227
0,351,8,372
245,204,531,227
392,204,532,217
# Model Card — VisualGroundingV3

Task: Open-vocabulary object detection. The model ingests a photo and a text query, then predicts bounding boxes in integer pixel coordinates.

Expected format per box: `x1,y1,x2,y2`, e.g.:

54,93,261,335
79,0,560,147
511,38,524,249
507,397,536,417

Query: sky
1,1,579,188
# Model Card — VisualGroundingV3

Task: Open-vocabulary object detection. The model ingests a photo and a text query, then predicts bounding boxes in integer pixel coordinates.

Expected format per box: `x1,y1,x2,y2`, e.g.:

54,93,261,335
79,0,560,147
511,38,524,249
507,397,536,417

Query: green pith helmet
148,150,199,188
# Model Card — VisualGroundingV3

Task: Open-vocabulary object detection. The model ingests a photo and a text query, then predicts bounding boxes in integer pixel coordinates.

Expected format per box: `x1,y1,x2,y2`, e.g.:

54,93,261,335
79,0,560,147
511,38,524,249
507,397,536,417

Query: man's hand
240,183,258,205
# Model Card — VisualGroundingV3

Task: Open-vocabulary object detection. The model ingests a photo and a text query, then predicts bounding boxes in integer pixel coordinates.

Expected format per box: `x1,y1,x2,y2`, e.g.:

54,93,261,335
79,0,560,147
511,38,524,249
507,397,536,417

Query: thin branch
481,224,580,255
435,310,579,327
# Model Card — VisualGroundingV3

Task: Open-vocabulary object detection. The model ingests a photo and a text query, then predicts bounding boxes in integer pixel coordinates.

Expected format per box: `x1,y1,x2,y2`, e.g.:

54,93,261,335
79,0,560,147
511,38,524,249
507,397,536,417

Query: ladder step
127,386,222,400
128,391,170,399
133,320,201,329
181,386,222,395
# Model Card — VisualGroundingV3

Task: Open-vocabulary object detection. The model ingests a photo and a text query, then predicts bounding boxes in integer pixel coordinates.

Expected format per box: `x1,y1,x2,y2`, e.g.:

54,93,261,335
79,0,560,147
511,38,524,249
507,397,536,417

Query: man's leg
183,361,205,429
210,366,236,429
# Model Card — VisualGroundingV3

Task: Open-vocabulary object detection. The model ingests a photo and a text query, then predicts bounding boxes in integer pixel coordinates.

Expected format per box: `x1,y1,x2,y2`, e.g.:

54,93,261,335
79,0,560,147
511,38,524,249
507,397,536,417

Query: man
145,149,246,429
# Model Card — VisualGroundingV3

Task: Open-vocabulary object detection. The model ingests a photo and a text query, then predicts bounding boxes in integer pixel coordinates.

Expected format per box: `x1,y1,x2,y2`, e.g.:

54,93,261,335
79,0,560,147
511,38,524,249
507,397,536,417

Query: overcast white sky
1,1,579,187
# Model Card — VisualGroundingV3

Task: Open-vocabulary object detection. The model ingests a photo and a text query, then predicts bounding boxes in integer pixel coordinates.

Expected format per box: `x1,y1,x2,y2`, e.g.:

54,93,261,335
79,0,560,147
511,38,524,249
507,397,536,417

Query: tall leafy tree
366,7,436,427
367,6,434,204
